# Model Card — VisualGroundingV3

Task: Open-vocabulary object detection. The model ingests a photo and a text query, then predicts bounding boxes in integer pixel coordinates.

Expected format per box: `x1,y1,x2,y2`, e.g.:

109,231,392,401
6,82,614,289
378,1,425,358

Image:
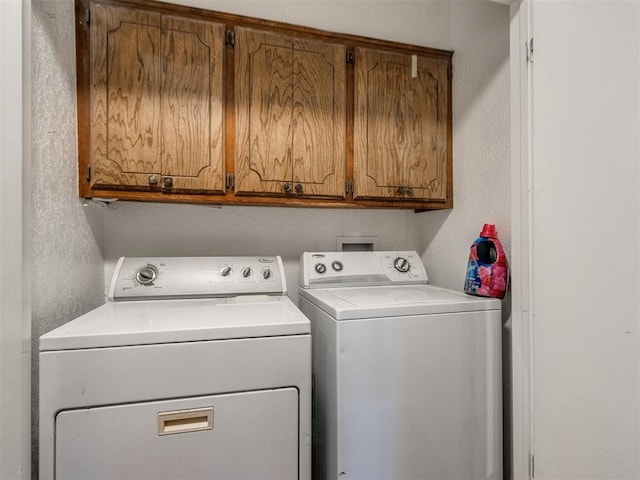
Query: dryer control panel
109,256,286,301
299,251,428,288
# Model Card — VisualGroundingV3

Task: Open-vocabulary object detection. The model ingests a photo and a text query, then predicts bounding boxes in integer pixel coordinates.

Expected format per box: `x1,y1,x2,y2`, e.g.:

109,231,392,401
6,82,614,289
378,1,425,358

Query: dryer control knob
332,260,344,272
135,265,158,285
394,257,411,273
242,267,252,278
263,269,272,280
315,263,327,274
221,266,232,277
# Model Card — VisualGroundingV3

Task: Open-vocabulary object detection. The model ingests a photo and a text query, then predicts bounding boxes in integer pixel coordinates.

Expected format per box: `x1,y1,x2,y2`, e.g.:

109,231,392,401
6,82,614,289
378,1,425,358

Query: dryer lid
39,296,310,351
298,284,500,320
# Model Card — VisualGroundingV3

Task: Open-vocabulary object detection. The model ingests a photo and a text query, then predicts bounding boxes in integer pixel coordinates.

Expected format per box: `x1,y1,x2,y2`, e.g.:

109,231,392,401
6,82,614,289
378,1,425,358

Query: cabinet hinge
345,179,354,195
226,30,235,47
226,173,235,190
346,50,355,66
526,37,534,63
86,165,91,183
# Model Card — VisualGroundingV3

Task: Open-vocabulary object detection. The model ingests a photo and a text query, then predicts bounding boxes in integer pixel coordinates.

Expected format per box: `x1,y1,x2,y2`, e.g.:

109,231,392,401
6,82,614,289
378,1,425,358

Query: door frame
0,0,31,478
509,0,533,478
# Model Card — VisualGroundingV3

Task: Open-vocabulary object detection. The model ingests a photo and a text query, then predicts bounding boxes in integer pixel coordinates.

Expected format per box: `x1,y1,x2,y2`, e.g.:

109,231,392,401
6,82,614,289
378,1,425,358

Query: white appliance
298,251,502,480
40,256,311,480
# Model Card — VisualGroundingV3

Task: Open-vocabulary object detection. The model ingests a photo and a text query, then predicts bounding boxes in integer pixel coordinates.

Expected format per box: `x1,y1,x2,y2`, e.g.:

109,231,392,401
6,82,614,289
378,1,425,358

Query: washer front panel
297,296,502,480
334,310,502,479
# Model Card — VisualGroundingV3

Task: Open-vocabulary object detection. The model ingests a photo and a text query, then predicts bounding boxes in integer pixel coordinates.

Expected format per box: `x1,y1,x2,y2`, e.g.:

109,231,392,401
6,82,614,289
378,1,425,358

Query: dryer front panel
55,388,298,480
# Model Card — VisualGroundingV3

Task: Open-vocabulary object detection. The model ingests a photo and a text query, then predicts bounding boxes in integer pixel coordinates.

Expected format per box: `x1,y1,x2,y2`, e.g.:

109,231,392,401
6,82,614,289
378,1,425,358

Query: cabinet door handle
295,183,303,194
283,183,292,193
163,177,173,188
148,174,158,186
405,187,413,196
396,186,405,196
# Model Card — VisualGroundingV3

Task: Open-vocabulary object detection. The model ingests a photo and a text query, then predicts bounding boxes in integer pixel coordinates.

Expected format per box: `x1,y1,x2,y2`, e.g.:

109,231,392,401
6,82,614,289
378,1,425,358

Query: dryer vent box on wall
336,236,379,252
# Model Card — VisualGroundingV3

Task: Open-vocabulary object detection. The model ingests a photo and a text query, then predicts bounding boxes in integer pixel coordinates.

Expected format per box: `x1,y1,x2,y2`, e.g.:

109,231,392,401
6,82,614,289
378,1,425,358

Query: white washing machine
298,251,502,480
40,256,311,480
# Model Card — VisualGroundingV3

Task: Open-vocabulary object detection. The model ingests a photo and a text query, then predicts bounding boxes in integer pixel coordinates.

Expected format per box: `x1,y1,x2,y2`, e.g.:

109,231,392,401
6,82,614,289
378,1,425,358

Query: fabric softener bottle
464,223,509,299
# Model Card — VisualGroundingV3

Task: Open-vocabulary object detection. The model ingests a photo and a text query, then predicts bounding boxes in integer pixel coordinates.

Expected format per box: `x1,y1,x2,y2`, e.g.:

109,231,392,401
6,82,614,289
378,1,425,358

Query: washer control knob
220,266,232,277
332,260,344,272
394,257,411,273
242,267,252,278
315,263,327,274
135,265,158,285
263,269,272,280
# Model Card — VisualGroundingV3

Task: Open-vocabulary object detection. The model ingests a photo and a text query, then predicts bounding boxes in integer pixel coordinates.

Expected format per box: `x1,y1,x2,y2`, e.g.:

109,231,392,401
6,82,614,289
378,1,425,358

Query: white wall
30,0,105,475
174,0,452,49
531,3,640,479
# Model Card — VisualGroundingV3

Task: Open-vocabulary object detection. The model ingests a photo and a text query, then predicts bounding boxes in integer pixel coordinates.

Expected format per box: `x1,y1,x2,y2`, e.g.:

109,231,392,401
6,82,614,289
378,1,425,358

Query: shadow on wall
417,209,452,253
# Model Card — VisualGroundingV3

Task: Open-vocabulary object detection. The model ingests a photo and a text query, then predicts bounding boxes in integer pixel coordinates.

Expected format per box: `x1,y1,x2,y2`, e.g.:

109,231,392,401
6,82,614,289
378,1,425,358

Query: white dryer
298,251,502,480
40,256,311,480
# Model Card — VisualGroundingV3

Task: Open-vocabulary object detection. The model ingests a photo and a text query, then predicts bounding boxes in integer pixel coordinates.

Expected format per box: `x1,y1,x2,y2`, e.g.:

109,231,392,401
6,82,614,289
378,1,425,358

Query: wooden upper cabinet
353,47,451,203
234,27,346,198
88,2,225,193
78,0,453,208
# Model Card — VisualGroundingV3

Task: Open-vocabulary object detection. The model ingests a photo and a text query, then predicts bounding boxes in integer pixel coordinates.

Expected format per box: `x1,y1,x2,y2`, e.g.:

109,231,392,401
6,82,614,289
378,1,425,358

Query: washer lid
39,296,310,351
298,284,500,320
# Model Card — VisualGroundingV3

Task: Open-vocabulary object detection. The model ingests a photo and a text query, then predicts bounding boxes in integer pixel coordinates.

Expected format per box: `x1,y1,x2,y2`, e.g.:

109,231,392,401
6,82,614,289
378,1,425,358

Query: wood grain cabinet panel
353,47,450,203
88,2,225,194
234,27,346,198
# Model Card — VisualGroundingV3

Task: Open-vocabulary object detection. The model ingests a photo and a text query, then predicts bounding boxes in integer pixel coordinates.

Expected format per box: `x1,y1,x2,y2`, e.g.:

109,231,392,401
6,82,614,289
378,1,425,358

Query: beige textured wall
31,1,105,475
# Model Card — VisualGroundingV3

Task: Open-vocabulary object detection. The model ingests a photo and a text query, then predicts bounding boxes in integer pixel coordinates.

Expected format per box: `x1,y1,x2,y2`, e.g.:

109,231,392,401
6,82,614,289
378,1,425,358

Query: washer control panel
109,256,286,301
299,251,428,288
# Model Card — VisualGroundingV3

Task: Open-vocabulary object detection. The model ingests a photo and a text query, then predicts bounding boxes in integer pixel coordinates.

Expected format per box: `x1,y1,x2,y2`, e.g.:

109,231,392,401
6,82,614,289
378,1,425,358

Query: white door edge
0,0,31,478
509,0,534,478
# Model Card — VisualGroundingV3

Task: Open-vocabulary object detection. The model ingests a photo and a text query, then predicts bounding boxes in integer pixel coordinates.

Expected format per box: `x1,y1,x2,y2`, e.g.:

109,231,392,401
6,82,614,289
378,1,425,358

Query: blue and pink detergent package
464,224,509,299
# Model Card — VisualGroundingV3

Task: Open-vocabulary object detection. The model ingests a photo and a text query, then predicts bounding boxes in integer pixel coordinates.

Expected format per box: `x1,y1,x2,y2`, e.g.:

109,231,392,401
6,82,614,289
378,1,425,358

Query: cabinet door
89,3,225,193
160,15,225,193
353,47,449,202
235,27,346,198
90,3,162,189
291,38,346,197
